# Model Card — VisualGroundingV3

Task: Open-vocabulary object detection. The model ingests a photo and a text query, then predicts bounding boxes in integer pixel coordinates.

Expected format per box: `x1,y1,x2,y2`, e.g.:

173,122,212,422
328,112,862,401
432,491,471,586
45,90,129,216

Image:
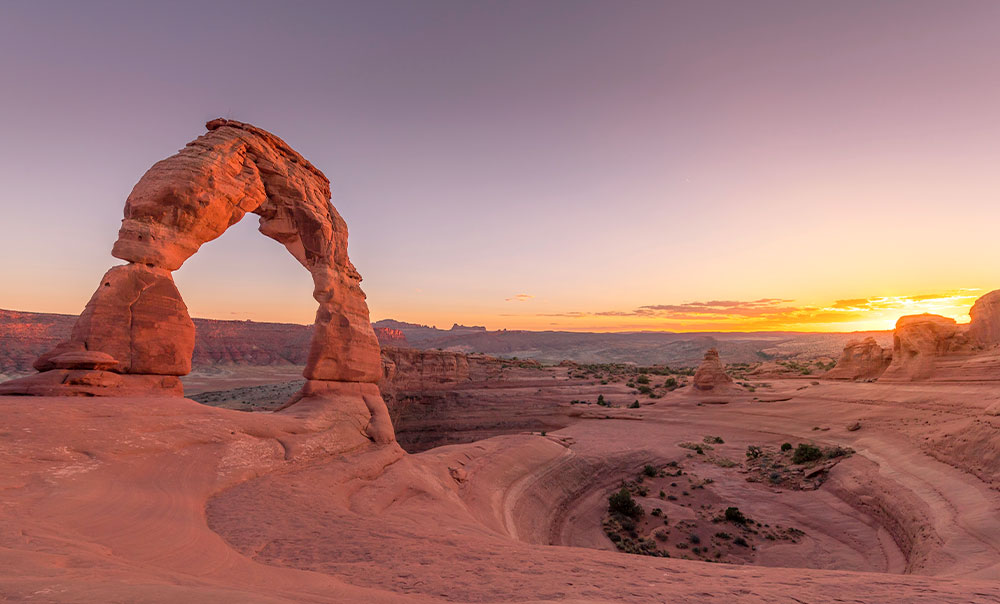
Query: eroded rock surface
380,346,470,391
825,337,892,381
34,264,194,376
969,290,1000,349
692,348,734,391
880,314,966,381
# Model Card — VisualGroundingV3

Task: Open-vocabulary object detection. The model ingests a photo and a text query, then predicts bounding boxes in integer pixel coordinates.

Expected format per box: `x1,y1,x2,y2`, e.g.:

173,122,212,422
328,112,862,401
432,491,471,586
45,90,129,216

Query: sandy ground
0,377,999,602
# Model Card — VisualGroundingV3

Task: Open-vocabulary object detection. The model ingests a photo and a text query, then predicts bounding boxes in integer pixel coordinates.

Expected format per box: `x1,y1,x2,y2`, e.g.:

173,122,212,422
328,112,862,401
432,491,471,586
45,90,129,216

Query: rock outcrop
880,314,967,381
380,346,470,391
825,337,892,381
374,327,408,346
0,120,393,442
969,290,1000,349
692,349,734,391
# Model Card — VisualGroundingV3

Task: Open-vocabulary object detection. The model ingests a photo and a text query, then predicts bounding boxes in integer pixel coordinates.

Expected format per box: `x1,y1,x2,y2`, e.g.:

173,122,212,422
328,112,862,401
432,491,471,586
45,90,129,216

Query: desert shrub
637,486,649,497
709,456,737,468
636,374,650,384
733,536,749,547
651,507,662,517
715,532,732,540
689,533,701,544
597,394,608,406
630,400,641,409
638,385,654,395
792,443,823,464
664,377,678,388
643,464,658,477
667,495,678,501
780,442,792,451
678,442,710,453
724,507,748,525
746,445,763,459
608,488,643,518
704,436,724,444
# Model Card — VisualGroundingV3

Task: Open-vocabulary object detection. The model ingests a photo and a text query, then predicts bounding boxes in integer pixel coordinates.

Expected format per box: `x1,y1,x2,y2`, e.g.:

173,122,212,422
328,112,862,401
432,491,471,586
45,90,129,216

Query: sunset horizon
3,1,999,337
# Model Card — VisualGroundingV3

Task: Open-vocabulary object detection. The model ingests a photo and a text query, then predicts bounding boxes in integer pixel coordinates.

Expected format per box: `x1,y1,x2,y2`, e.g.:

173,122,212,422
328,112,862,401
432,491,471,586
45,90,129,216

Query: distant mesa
824,337,892,382
0,119,394,443
692,348,734,391
450,323,487,332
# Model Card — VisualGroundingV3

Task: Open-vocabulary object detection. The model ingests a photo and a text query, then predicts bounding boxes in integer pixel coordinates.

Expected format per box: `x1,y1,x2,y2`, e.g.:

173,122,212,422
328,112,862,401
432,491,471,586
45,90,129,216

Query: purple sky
2,1,999,331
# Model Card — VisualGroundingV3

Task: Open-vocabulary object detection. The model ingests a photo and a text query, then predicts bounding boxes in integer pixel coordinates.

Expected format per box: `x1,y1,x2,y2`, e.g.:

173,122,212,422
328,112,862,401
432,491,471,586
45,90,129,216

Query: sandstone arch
0,119,394,443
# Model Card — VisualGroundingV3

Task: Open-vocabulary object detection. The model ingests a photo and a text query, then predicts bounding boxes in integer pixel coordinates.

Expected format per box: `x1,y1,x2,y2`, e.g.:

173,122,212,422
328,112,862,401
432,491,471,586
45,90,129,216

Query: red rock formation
880,314,965,381
380,346,470,392
825,337,892,381
374,327,408,346
969,289,1000,349
692,348,734,391
0,119,393,442
34,264,195,376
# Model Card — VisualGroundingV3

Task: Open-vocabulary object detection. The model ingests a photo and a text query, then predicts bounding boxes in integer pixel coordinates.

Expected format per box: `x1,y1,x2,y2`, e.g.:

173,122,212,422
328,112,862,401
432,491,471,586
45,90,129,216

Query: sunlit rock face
825,337,892,381
0,119,392,441
880,314,963,381
969,290,1000,349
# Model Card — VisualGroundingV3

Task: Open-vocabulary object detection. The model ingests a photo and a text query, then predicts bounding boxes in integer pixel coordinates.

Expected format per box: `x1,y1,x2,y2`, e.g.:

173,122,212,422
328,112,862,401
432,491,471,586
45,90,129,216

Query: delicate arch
0,119,393,442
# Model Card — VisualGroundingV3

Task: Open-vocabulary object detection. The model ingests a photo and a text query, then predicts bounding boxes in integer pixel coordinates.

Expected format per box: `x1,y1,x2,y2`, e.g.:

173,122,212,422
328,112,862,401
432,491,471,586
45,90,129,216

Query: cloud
582,298,808,321
504,290,980,331
505,293,535,302
827,292,980,313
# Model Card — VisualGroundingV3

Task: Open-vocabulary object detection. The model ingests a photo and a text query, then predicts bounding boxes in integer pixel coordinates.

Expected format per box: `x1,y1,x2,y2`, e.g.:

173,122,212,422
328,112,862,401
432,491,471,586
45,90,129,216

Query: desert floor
1,375,999,602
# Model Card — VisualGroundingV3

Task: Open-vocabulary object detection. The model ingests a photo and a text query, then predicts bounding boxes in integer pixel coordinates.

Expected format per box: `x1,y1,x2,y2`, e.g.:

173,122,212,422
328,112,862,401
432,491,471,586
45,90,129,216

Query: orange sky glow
2,3,998,336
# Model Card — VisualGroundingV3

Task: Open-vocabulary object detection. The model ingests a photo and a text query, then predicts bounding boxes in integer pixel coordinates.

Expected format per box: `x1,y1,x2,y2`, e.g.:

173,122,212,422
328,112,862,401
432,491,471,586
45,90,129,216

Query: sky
1,0,997,333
